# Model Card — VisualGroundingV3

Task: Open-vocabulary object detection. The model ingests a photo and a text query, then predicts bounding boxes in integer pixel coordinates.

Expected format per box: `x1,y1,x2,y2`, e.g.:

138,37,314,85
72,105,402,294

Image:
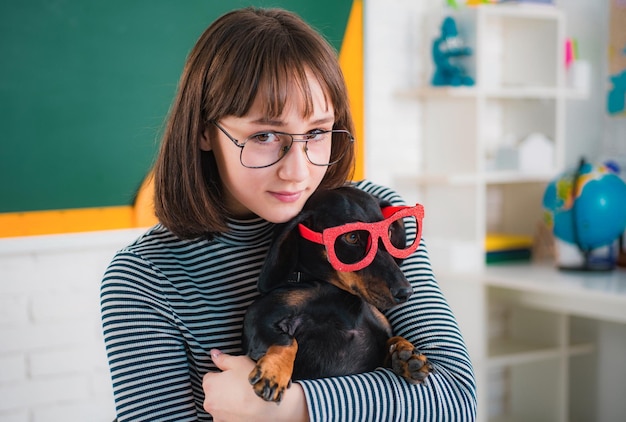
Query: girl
101,7,476,421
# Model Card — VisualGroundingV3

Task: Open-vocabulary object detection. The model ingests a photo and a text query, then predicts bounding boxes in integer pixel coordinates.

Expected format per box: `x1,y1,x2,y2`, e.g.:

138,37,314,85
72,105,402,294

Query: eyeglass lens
333,214,418,265
240,131,349,168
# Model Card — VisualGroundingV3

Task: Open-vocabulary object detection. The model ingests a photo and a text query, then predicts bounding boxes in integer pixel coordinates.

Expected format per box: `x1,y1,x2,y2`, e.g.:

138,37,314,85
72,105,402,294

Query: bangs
208,20,341,121
203,8,348,126
254,61,330,119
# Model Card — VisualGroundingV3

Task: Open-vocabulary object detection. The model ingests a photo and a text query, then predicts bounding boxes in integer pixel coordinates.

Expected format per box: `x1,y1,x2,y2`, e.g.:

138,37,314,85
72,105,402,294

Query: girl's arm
101,251,199,422
104,247,309,422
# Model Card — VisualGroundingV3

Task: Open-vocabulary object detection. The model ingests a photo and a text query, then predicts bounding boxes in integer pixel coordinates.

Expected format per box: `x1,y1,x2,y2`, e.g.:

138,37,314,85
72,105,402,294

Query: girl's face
201,74,333,223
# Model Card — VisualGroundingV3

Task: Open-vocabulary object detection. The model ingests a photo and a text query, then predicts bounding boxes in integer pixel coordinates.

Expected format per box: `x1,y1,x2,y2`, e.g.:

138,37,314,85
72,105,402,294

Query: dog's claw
249,370,261,385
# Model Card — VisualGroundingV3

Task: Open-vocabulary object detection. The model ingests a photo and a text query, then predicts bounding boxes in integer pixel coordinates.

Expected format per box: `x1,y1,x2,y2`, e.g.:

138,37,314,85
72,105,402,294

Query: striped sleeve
100,250,199,422
296,180,477,421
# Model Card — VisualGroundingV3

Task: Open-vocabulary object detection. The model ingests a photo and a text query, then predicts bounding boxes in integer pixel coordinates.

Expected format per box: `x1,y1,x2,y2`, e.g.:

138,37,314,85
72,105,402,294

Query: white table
483,263,626,324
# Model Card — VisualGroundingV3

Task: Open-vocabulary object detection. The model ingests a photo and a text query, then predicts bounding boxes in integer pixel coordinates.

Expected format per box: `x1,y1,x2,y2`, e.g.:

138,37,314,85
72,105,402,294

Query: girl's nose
276,142,309,182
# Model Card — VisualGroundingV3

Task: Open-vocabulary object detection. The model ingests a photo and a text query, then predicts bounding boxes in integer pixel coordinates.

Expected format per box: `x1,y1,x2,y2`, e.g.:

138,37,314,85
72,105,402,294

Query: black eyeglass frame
211,121,354,169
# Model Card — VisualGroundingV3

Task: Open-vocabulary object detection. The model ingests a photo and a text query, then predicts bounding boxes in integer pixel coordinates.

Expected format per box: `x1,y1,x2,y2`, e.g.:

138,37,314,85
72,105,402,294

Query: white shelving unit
397,4,570,274
395,4,596,422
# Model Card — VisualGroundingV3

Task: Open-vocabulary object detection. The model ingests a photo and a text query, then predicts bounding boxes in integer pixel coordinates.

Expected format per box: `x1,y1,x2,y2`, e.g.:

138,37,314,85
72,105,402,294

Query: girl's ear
200,128,212,151
257,212,311,294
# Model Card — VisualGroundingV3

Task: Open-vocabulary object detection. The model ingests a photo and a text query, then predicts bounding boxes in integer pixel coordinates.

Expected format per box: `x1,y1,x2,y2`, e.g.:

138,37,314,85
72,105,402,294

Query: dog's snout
391,287,412,303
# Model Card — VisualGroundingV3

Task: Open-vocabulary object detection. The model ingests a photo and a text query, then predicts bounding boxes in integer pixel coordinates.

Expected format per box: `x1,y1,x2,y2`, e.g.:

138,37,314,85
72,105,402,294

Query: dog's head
258,186,418,311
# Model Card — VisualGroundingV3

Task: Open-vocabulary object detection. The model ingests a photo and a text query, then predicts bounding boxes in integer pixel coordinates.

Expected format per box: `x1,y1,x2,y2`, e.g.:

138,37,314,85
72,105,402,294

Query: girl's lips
270,190,303,203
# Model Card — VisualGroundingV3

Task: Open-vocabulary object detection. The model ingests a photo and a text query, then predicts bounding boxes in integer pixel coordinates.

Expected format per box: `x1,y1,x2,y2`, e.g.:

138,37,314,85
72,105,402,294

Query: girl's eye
249,132,280,144
303,130,328,142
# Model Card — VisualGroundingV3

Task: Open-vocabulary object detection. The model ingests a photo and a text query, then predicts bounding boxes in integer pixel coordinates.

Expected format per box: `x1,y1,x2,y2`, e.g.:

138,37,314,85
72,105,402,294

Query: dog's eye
342,232,360,245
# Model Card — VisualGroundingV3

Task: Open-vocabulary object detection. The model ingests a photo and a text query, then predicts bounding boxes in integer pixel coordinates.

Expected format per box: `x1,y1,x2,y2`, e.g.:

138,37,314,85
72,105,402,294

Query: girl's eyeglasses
298,204,425,272
212,121,354,169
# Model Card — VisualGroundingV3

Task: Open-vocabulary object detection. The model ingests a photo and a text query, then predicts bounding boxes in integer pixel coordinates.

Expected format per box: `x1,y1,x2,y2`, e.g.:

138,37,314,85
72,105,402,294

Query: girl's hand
203,349,309,422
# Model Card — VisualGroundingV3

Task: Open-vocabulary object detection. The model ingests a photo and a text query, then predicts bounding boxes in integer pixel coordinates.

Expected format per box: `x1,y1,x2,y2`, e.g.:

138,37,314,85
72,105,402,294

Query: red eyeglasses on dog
298,204,425,272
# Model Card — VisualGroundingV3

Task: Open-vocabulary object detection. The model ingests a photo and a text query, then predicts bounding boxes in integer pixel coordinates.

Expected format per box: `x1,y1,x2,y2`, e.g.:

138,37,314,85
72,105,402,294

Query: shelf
472,3,563,20
394,170,556,186
397,86,587,101
488,339,559,367
568,342,596,357
488,414,555,422
487,339,595,368
488,416,524,422
484,172,544,184
483,264,626,324
396,86,564,100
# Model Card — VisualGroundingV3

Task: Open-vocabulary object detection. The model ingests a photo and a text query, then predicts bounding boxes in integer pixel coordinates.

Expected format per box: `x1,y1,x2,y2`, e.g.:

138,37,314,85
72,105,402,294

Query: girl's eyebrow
249,115,335,127
310,116,335,126
249,117,283,126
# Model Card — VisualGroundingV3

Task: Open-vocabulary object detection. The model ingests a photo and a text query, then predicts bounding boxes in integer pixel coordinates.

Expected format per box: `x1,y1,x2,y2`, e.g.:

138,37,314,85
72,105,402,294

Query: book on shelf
485,233,533,264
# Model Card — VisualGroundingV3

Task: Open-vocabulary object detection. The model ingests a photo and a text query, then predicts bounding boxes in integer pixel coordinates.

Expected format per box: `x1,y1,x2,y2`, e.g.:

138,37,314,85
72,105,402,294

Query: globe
543,160,626,251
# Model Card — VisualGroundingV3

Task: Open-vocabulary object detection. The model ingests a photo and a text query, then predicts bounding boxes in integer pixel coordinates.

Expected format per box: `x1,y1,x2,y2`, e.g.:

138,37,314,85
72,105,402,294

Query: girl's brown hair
153,7,356,239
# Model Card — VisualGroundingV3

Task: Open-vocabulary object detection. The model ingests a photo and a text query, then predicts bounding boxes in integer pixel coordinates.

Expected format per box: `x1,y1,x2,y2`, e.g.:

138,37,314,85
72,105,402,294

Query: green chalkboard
0,0,351,213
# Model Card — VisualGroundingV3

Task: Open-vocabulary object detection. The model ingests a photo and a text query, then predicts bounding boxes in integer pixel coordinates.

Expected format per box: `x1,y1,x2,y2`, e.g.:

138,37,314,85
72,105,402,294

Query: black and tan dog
242,186,433,403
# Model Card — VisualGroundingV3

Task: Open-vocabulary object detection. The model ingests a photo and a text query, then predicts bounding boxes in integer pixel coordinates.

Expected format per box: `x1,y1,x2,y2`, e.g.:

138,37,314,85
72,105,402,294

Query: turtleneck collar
214,216,275,246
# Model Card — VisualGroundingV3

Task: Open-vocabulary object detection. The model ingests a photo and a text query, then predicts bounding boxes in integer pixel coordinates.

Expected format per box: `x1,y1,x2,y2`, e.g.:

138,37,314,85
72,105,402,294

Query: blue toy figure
431,16,475,86
607,70,626,114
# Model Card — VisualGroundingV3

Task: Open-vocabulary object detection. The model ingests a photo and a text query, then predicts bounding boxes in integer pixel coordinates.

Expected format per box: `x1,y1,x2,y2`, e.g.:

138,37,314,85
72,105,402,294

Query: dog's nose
391,287,412,303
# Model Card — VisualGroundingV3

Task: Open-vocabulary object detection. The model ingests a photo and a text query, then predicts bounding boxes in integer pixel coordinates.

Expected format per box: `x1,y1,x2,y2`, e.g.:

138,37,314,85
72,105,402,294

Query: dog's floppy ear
257,211,312,294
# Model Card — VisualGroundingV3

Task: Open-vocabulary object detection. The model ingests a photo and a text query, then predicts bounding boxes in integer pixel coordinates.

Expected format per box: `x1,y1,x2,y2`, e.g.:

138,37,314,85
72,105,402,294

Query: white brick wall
0,229,144,422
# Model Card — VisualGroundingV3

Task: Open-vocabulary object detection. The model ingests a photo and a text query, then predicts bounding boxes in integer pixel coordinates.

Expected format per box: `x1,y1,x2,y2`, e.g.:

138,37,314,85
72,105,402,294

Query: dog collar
287,271,304,284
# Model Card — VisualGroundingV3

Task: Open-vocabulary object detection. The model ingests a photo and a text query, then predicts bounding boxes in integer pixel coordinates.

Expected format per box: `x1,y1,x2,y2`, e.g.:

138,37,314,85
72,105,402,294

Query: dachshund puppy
242,186,432,402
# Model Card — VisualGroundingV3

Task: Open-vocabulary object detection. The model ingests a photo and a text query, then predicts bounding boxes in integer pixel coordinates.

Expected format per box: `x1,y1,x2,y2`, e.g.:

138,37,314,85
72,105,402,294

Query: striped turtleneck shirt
100,180,477,421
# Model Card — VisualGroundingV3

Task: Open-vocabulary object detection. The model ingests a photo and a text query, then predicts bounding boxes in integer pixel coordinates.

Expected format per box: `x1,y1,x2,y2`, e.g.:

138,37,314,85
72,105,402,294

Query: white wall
0,229,143,422
363,0,430,202
555,0,626,169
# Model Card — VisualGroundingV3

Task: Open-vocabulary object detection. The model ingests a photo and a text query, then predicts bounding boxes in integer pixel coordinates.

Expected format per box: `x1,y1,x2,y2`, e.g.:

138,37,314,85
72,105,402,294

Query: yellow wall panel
0,207,134,238
340,0,364,181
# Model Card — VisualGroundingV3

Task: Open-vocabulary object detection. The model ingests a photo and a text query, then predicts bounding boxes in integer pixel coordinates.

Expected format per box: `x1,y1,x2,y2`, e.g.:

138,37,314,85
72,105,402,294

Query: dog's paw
386,336,433,384
248,361,292,403
248,342,297,403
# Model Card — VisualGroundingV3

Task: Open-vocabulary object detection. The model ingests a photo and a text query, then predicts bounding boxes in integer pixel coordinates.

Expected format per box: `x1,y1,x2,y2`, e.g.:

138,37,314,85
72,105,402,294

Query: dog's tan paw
248,362,292,403
248,342,297,402
386,336,433,384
